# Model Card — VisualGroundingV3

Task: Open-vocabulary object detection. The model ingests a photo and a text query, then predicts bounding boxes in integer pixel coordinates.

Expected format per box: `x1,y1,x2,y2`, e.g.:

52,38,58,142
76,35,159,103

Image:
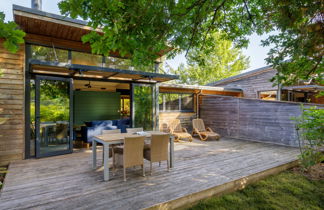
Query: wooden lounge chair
126,127,143,133
169,119,192,142
192,118,220,141
144,134,170,175
113,136,145,181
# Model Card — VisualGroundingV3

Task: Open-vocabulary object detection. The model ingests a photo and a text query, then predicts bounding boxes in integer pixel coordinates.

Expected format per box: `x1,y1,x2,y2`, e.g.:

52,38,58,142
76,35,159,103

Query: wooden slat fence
200,95,323,147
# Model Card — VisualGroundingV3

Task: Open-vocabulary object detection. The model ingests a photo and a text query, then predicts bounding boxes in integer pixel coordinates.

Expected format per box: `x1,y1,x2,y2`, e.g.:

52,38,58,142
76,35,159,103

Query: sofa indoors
81,119,130,143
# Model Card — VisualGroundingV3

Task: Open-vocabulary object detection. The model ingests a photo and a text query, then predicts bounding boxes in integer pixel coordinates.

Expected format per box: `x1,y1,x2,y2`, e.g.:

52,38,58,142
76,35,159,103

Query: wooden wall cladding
159,112,196,132
213,69,277,98
0,41,25,166
200,95,323,147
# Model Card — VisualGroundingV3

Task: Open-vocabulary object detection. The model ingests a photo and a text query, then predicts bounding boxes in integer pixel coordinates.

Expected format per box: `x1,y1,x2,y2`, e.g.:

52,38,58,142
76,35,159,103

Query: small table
92,131,175,181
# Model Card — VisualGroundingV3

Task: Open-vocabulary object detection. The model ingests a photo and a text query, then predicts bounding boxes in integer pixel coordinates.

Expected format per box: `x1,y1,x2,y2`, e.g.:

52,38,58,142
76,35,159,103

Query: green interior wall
73,91,121,125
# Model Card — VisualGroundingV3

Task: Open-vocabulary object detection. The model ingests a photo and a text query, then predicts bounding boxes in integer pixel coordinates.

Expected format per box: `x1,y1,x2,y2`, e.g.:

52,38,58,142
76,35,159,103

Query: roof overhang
159,83,242,93
13,4,171,58
29,59,178,83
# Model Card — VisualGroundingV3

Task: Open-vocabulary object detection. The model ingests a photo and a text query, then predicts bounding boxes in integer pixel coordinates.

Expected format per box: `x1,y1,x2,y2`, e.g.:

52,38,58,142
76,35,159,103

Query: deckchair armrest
206,127,213,132
182,127,188,133
169,128,174,134
193,127,199,134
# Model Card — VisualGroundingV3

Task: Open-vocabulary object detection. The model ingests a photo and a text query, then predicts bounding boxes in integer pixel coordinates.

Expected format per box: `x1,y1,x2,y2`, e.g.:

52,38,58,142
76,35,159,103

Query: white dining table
92,131,174,181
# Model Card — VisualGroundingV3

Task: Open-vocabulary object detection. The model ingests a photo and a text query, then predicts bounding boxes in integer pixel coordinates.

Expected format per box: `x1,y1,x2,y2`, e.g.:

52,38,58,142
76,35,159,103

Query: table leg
103,143,110,181
170,136,174,168
92,140,97,169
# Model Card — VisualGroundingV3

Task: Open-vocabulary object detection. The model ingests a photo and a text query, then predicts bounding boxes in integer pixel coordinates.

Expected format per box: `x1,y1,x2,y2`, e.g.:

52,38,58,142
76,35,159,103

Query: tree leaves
172,32,249,85
0,12,25,53
58,0,323,84
58,0,261,67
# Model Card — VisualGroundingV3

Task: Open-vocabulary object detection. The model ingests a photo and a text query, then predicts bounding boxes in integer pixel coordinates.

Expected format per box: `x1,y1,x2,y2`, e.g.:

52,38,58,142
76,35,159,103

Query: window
120,97,130,117
105,56,133,70
181,94,194,111
72,51,103,66
259,90,277,100
31,45,68,63
159,93,194,112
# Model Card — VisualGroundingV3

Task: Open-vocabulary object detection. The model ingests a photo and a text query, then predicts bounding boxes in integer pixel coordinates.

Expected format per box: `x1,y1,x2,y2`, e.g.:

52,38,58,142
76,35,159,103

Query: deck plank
0,138,299,210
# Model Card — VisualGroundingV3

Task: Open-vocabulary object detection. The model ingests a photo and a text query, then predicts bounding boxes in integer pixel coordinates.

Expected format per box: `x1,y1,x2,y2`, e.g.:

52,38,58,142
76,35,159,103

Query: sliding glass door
132,84,158,130
35,76,73,158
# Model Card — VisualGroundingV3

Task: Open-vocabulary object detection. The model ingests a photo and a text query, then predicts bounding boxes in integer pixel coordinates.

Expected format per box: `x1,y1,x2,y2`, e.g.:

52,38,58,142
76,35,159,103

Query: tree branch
185,0,208,56
306,56,323,77
200,0,226,50
243,0,256,27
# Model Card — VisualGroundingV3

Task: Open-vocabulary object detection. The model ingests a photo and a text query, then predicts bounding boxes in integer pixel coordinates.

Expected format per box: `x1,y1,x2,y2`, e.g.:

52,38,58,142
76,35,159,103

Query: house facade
0,5,241,166
208,66,324,104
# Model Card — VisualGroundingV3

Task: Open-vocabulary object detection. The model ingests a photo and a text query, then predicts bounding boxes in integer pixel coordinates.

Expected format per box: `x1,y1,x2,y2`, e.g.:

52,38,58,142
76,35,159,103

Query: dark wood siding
200,95,323,147
0,41,25,166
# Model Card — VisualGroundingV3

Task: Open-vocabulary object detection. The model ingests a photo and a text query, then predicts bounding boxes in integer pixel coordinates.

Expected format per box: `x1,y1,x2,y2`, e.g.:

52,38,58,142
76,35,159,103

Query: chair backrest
102,129,121,135
123,136,145,168
169,119,182,133
150,134,169,162
159,122,169,133
192,119,206,132
126,127,143,133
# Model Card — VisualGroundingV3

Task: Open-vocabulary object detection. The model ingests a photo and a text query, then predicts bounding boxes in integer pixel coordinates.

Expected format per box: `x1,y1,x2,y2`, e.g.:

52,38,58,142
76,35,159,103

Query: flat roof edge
207,65,274,86
160,83,242,92
13,4,89,26
29,59,179,80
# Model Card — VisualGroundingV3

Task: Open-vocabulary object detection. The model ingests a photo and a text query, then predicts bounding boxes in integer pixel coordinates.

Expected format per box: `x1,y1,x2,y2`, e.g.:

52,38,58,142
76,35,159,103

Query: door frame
35,75,73,158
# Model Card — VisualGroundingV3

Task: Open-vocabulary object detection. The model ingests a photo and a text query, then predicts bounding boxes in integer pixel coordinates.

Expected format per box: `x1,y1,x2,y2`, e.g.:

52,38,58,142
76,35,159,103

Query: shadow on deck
0,138,299,210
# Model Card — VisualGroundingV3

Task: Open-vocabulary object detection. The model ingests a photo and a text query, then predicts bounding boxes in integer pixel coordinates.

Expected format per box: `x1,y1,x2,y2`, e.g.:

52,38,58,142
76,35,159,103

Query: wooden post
154,62,161,73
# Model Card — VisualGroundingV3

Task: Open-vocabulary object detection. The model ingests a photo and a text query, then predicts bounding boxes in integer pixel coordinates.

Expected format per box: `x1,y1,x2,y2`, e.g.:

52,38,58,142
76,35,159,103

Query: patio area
0,138,299,210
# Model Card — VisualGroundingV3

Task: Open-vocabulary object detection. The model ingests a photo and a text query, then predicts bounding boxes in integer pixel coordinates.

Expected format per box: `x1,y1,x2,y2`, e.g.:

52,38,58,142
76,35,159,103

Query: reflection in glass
31,45,68,63
159,93,194,112
72,51,103,66
165,93,179,111
181,94,194,111
105,56,133,70
133,86,153,130
30,79,36,157
38,80,70,155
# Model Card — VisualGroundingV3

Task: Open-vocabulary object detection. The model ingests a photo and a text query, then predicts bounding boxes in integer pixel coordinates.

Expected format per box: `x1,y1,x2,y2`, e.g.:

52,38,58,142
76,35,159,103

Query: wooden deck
0,138,299,210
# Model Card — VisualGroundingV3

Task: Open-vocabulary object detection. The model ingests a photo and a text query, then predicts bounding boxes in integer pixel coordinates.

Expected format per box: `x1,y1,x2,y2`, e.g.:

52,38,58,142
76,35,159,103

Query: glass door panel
35,76,73,157
132,84,157,130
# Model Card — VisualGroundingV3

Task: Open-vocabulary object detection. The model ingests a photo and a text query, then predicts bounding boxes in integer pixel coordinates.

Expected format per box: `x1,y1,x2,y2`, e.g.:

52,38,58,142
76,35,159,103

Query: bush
293,105,324,169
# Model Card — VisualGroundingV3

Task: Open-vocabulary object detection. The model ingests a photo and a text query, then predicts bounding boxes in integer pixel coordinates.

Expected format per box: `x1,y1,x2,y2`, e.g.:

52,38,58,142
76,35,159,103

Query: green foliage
133,86,153,130
31,45,69,63
0,166,8,189
189,171,324,210
293,105,324,169
30,81,70,123
261,0,323,86
58,0,261,67
172,32,249,85
0,12,25,53
58,0,323,84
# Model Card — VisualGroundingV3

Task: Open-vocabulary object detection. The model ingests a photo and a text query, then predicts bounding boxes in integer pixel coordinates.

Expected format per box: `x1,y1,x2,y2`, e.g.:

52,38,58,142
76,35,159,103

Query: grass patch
0,165,8,190
189,169,324,210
